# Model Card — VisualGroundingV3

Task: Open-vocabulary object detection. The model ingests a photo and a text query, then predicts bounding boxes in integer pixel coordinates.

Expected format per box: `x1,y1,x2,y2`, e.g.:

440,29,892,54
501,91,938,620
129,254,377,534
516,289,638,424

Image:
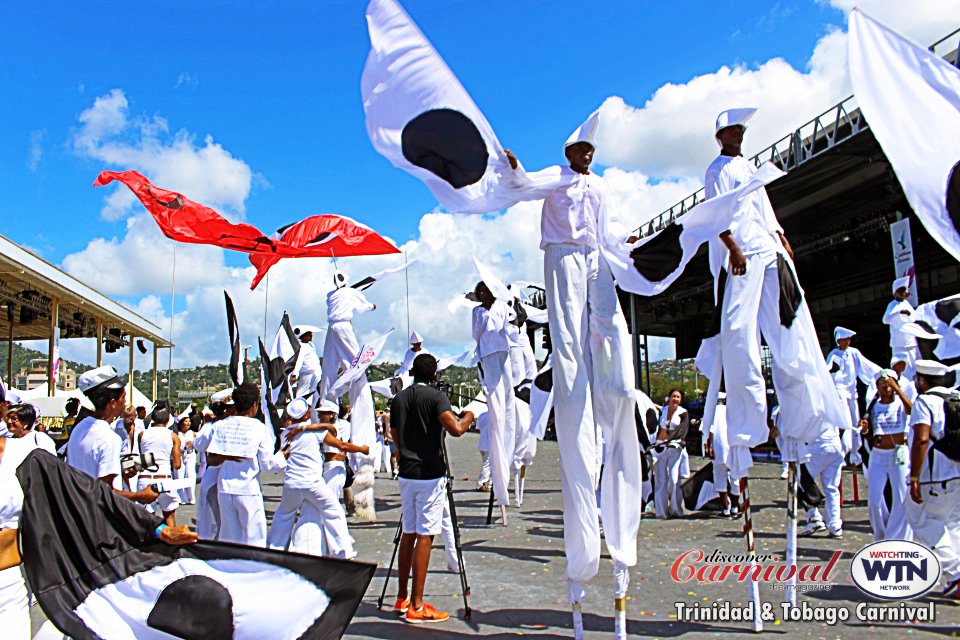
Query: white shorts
399,477,446,536
137,477,180,513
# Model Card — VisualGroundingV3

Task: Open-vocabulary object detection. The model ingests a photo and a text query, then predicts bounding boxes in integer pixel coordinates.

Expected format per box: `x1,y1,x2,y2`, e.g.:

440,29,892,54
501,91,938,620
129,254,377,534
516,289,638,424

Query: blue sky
0,0,952,370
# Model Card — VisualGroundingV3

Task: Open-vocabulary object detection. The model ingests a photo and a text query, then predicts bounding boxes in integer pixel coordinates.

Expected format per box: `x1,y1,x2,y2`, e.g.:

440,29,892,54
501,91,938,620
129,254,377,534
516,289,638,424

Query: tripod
377,438,472,619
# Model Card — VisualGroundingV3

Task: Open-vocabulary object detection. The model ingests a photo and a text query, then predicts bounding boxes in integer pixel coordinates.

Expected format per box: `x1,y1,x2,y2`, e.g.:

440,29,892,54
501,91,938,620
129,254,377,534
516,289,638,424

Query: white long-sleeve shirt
882,298,918,351
826,346,880,398
472,300,512,357
292,341,322,378
326,287,375,323
704,154,783,275
395,347,428,376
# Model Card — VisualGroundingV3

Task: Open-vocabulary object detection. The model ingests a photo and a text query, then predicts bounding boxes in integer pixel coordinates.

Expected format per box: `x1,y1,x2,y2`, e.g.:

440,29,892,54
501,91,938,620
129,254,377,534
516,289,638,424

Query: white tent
18,383,154,417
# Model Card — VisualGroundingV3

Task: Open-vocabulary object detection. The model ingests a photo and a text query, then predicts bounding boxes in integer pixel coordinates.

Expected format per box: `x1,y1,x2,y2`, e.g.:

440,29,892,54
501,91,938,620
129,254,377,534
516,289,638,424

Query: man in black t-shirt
389,354,473,624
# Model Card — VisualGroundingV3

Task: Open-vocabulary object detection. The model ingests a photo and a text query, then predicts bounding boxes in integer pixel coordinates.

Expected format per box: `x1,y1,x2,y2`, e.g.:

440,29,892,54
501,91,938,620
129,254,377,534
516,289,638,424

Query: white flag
329,329,395,398
849,9,960,262
362,0,521,214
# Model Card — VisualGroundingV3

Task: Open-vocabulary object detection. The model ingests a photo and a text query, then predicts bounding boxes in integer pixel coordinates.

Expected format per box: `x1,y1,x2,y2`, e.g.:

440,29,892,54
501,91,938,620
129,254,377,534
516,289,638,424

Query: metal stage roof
623,27,960,363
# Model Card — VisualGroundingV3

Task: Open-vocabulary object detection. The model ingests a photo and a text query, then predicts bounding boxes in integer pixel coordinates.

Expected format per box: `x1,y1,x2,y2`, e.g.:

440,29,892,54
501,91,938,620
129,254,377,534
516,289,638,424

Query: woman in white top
860,369,914,541
6,405,56,455
653,389,689,519
175,416,198,505
137,408,182,526
0,437,41,640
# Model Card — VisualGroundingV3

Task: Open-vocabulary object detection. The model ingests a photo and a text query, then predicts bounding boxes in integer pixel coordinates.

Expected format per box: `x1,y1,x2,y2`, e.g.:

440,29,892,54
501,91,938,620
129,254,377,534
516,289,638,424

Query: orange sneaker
404,602,450,624
393,597,410,614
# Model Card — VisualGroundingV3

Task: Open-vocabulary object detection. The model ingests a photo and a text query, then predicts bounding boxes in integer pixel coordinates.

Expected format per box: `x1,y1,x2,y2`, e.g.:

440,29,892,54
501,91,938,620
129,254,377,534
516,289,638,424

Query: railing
634,26,960,239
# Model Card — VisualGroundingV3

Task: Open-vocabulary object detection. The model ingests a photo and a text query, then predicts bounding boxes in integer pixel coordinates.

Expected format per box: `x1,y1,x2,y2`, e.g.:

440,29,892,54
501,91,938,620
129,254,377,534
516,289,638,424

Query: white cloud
71,88,256,220
28,130,45,172
594,0,956,182
176,72,199,88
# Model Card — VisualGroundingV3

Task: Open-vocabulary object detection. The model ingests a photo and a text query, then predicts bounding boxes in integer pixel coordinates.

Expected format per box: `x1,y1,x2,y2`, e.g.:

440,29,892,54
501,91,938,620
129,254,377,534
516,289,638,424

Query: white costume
215,416,286,546
472,300,516,508
864,393,912,541
698,109,848,483
0,437,40,640
653,406,688,519
292,338,322,401
268,400,355,559
505,114,642,613
906,376,960,587
395,331,425,377
826,328,881,465
707,402,740,502
883,277,918,372
192,420,220,539
175,428,197,504
65,416,123,489
804,426,845,536
322,418,351,502
137,426,180,515
476,411,492,490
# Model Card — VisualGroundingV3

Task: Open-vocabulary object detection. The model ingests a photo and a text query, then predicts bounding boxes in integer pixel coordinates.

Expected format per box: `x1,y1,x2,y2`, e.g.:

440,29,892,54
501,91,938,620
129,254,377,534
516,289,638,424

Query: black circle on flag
948,160,960,234
147,575,234,640
401,108,488,189
629,223,684,282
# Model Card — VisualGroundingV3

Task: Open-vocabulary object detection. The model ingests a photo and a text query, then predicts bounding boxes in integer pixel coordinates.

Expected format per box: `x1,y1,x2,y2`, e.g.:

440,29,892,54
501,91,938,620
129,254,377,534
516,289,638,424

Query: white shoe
827,528,843,539
799,521,826,537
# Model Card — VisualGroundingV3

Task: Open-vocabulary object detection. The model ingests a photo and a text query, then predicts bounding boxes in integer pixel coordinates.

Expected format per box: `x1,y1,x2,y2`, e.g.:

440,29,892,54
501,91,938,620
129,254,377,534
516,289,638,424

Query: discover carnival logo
671,548,841,585
850,540,941,600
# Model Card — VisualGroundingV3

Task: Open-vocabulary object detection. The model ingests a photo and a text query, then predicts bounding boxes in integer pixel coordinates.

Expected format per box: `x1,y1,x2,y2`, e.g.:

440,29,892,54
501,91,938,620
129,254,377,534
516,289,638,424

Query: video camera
120,452,158,476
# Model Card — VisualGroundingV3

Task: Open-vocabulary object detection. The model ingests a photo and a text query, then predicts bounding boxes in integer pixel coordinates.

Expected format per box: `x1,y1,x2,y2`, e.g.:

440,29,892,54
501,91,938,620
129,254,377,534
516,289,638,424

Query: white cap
876,368,899,381
285,397,310,421
915,359,948,377
564,109,600,151
78,365,124,395
834,326,856,341
317,399,339,415
891,353,910,366
410,331,423,344
294,325,322,337
210,389,234,405
31,404,42,418
715,108,757,134
892,276,911,294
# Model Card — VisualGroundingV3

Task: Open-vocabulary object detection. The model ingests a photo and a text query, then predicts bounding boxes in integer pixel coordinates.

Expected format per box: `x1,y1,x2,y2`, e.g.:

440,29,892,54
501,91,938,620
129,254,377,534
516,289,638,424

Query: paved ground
31,433,960,638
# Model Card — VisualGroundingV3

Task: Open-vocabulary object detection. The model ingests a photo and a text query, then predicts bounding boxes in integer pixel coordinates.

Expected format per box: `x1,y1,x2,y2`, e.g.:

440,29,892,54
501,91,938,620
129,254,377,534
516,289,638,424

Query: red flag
248,215,399,289
94,171,275,253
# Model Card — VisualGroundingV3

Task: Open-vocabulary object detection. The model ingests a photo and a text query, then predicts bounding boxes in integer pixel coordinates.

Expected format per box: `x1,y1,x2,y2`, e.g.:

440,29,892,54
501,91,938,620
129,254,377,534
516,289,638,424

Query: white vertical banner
890,217,918,305
51,327,61,387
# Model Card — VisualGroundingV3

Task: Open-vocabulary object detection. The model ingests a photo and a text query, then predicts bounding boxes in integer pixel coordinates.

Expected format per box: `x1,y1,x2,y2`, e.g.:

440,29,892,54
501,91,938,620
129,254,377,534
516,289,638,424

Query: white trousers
218,493,266,546
324,463,347,502
441,497,459,571
480,351,515,507
320,321,361,401
867,447,911,541
0,566,29,640
905,481,960,582
196,468,220,539
267,483,355,559
712,460,741,496
805,444,844,533
839,395,864,465
545,245,641,588
653,447,684,518
175,453,196,504
477,451,491,488
719,251,848,478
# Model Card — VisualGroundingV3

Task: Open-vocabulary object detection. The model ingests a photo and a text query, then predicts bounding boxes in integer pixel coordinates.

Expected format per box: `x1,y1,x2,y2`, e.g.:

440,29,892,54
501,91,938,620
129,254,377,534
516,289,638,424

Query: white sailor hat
4,389,21,404
715,108,757,134
409,331,423,344
564,109,600,151
285,397,311,421
890,353,910,366
915,359,949,377
294,325,322,337
316,399,339,415
78,365,124,396
834,326,856,341
892,276,911,294
209,389,234,405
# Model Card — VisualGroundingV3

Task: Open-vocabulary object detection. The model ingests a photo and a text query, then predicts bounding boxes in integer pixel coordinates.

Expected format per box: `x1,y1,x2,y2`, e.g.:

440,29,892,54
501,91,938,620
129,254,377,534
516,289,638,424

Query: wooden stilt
785,462,798,607
739,476,763,632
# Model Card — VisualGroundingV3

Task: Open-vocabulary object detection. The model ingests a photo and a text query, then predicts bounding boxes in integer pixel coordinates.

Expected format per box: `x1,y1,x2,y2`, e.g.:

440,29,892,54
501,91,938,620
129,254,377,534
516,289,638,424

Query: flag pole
167,242,176,404
263,272,270,341
404,251,410,339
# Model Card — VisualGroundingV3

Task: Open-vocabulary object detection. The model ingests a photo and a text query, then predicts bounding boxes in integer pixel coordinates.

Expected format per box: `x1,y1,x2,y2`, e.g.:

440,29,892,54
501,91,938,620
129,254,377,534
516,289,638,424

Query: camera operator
389,354,473,624
65,366,158,505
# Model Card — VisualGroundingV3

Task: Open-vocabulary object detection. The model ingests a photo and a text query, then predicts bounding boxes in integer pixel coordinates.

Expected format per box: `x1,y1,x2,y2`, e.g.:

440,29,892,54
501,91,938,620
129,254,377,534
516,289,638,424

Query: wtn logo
860,559,927,583
851,541,941,600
